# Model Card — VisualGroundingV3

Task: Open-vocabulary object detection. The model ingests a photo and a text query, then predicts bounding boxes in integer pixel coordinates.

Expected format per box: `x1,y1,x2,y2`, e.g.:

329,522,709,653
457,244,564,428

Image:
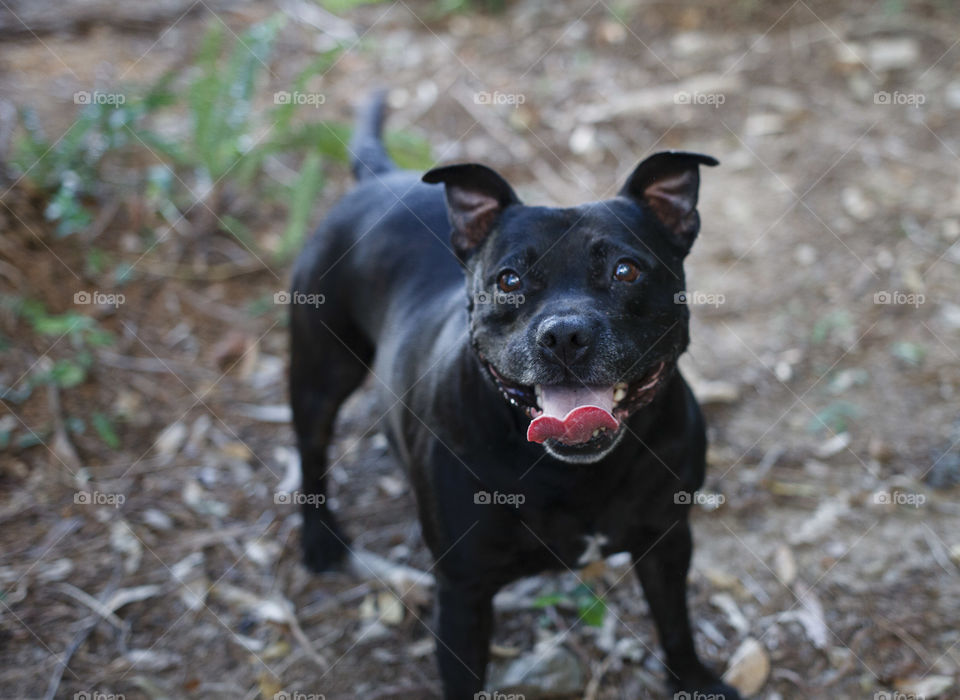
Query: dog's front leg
633,523,742,699
435,578,494,699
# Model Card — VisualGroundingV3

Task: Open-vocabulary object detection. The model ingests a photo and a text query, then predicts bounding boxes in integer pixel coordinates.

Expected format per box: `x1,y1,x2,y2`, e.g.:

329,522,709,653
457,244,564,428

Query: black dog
288,92,740,699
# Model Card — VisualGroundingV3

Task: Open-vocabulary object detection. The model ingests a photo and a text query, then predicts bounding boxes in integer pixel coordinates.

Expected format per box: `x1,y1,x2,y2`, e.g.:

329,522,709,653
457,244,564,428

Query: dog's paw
301,517,349,573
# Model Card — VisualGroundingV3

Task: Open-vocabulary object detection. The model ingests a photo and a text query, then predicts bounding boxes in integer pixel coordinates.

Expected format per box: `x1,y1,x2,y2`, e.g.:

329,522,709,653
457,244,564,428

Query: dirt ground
1,0,959,698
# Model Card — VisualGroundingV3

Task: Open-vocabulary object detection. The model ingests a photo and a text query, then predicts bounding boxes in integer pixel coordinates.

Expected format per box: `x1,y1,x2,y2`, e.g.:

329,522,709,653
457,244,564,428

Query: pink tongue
527,385,618,445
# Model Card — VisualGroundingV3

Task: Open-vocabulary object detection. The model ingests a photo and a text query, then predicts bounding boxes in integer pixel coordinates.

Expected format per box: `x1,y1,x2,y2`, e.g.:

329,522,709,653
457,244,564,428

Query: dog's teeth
614,381,628,391
592,429,599,437
613,387,627,402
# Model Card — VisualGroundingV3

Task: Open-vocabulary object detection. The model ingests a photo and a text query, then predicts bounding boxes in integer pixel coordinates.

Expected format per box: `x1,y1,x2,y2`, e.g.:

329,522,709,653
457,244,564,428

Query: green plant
11,13,432,261
91,411,121,449
14,298,113,392
890,341,926,367
807,400,859,434
534,582,607,627
316,0,389,13
12,84,172,236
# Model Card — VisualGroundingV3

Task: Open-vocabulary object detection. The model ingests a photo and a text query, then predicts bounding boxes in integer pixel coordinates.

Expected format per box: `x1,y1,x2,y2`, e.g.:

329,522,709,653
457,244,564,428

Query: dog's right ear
422,163,520,258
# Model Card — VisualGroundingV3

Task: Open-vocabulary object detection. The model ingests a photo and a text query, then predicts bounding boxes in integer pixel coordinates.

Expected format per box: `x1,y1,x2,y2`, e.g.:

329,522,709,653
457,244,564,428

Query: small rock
109,521,143,574
354,619,390,643
408,637,435,658
491,643,523,659
142,508,174,530
939,303,960,330
262,640,292,660
774,361,793,383
597,19,627,44
834,42,866,69
182,480,229,518
816,433,851,458
744,113,784,137
876,248,895,269
378,475,406,498
722,637,770,696
569,125,597,155
790,498,848,545
359,591,405,626
244,540,280,569
155,421,188,458
946,82,960,110
220,441,252,461
774,544,797,586
487,643,585,698
827,646,853,669
377,591,405,625
842,186,876,221
709,592,750,635
690,378,740,405
896,675,954,698
672,31,710,57
868,38,920,72
702,567,739,590
794,244,817,266
949,544,960,566
184,413,212,456
828,369,868,395
122,649,181,672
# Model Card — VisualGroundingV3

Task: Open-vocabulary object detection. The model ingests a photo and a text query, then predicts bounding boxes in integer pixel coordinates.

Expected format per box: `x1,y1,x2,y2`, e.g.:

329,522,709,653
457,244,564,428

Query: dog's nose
536,316,594,366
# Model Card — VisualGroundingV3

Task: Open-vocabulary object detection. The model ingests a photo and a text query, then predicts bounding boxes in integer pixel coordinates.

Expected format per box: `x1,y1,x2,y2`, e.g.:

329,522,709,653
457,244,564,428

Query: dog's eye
613,259,642,283
497,270,522,293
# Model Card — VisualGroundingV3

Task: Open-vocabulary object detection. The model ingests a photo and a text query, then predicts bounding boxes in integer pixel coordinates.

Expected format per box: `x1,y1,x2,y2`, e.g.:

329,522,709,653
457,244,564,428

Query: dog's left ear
423,163,521,258
619,151,718,251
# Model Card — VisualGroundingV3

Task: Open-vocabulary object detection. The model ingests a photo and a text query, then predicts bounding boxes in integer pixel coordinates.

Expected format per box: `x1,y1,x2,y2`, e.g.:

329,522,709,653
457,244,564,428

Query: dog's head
423,151,717,464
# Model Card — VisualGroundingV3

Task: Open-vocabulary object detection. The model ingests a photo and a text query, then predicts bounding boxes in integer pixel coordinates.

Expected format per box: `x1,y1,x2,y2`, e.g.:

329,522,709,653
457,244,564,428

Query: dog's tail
349,89,393,182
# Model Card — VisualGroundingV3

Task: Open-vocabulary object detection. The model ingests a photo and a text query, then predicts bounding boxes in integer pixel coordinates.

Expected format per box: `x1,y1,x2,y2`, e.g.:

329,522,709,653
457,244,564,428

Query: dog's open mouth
483,359,670,448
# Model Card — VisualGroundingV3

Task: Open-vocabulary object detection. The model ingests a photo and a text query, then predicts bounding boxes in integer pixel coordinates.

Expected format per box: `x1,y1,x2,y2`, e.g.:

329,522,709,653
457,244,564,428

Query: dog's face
423,152,717,464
